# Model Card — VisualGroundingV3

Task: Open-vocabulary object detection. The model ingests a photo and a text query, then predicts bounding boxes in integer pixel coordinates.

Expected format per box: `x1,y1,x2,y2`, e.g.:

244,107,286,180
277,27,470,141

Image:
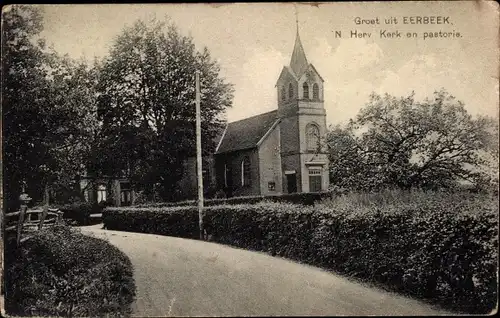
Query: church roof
289,29,308,78
215,110,279,154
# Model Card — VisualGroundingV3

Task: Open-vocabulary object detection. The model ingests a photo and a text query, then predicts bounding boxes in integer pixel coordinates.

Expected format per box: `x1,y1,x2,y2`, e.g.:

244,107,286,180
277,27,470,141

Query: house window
302,82,309,99
288,83,294,99
120,182,131,206
313,83,319,99
241,156,251,186
281,86,286,101
121,191,131,205
309,168,322,192
306,124,320,151
97,184,107,203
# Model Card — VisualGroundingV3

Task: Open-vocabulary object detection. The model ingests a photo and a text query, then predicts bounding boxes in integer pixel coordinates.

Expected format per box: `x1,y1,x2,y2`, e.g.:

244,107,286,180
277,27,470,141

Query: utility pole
195,70,204,240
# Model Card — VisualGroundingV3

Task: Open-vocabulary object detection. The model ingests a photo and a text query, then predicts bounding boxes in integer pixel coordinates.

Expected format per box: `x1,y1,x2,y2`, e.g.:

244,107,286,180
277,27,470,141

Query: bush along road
102,191,498,314
82,224,452,317
3,225,136,317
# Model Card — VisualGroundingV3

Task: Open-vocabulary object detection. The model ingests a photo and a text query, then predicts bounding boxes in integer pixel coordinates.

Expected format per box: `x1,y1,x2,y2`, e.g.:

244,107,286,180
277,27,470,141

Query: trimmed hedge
134,191,336,208
4,225,136,317
55,201,109,225
57,202,93,225
104,191,498,314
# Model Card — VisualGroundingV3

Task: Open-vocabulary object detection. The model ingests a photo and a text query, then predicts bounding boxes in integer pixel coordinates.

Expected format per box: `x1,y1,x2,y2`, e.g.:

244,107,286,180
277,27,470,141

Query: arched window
306,124,320,151
281,86,286,101
302,82,309,99
288,83,294,99
241,156,251,186
312,83,319,100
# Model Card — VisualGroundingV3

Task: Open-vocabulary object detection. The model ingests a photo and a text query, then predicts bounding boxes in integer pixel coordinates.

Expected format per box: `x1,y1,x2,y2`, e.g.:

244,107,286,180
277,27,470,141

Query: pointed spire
290,6,308,78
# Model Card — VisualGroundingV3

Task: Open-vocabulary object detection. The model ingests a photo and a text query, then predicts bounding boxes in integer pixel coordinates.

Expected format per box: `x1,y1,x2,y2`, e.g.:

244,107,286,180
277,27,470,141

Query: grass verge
3,224,136,317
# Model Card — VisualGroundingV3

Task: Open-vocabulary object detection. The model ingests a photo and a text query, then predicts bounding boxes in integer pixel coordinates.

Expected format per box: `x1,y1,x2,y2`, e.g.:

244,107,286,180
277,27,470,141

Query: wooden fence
4,206,64,246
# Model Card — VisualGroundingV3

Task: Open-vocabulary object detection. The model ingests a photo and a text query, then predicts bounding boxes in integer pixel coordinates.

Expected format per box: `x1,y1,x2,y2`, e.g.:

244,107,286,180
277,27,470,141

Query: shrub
104,190,498,314
133,191,336,208
55,202,93,225
103,205,200,238
56,201,108,225
4,225,136,317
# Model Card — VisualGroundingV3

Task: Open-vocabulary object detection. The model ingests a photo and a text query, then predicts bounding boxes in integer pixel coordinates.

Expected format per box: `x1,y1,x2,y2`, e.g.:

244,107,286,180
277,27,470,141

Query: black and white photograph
1,2,498,316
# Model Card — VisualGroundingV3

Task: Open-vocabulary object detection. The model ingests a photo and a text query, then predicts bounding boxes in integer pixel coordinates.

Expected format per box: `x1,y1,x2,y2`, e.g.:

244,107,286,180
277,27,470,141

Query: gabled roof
307,64,324,83
275,66,298,87
215,110,279,154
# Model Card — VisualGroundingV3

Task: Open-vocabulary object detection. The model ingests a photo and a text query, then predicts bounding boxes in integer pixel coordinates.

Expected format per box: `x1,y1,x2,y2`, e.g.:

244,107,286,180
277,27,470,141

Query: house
180,26,330,198
79,175,135,207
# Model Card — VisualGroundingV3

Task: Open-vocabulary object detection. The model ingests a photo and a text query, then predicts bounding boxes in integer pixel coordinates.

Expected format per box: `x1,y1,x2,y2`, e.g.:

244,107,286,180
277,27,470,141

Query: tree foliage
2,5,98,208
2,9,233,207
327,90,498,192
95,18,233,200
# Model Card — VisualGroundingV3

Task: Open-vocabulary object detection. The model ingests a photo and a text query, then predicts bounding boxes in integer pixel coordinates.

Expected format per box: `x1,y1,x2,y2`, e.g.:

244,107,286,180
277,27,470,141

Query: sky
36,2,499,126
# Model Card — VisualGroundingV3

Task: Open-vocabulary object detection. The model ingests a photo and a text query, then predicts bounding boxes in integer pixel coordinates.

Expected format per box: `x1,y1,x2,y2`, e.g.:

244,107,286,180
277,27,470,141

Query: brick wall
279,115,300,155
276,63,329,193
214,149,260,197
258,124,283,195
281,154,302,193
297,111,330,192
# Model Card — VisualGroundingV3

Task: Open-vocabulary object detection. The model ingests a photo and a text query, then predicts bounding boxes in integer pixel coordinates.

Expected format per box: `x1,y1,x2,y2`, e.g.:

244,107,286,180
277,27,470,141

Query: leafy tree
3,5,47,209
42,54,100,203
2,5,98,209
327,90,498,191
326,124,375,191
95,18,233,201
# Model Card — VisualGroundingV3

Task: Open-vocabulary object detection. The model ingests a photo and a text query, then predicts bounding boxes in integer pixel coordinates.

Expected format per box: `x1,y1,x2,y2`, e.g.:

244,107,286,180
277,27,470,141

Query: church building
207,26,330,197
78,23,330,206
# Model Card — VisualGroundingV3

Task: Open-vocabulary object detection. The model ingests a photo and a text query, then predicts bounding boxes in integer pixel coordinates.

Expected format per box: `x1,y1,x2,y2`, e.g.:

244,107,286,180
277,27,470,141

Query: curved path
81,225,450,317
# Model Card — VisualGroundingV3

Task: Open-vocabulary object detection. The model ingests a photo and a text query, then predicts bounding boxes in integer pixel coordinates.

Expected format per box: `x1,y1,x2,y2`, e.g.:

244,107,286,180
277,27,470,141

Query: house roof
215,110,279,154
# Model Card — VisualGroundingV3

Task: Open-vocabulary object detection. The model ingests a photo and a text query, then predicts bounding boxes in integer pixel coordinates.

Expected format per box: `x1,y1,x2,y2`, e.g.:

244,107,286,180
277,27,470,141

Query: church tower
275,18,330,193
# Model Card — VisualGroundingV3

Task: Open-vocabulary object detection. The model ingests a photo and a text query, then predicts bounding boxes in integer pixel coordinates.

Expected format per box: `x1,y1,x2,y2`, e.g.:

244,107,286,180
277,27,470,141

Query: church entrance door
308,168,323,192
309,175,322,192
286,173,297,193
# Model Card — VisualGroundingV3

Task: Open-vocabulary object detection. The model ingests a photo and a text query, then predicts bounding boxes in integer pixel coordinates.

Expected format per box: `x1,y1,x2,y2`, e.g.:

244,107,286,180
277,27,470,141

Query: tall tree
3,5,46,208
96,18,233,200
42,54,100,203
2,5,98,208
327,90,498,191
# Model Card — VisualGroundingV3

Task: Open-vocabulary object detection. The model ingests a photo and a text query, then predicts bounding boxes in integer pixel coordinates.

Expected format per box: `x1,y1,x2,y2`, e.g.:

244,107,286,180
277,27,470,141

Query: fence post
17,193,32,246
56,211,64,224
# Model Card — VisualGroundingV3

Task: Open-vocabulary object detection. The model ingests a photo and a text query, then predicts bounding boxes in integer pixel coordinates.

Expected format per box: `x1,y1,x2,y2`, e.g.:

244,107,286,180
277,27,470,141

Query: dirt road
81,225,450,317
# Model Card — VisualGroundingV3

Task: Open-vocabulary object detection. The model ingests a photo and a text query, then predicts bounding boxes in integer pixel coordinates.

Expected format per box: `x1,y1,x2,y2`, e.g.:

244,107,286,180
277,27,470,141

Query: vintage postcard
1,1,499,317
